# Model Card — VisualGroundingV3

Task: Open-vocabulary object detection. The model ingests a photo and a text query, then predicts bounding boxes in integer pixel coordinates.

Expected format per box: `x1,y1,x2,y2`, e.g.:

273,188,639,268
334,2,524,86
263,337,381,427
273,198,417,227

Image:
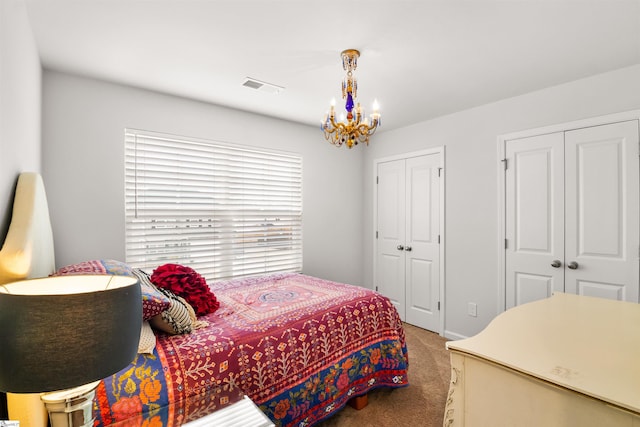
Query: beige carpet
317,323,451,427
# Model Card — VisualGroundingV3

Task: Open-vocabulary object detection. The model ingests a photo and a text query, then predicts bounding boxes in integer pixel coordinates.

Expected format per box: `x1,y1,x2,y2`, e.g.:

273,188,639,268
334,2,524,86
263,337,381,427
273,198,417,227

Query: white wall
41,71,365,286
363,65,640,340
0,0,41,239
39,62,640,340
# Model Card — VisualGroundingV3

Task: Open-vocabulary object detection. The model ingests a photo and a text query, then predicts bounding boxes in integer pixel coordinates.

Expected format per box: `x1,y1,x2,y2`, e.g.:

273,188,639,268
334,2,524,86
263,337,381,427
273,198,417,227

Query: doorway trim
373,146,446,335
497,110,640,315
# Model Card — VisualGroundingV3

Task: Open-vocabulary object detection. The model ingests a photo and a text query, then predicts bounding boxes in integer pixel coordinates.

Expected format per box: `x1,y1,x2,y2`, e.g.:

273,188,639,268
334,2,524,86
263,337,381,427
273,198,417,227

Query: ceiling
24,0,640,132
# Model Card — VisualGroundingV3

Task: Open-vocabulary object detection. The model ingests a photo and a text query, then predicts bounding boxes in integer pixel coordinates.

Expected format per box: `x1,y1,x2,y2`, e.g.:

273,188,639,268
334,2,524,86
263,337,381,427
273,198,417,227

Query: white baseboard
444,330,468,341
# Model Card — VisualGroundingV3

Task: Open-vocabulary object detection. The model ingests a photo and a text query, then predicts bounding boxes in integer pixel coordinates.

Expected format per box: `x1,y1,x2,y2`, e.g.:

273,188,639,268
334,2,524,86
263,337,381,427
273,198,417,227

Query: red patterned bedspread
95,273,409,426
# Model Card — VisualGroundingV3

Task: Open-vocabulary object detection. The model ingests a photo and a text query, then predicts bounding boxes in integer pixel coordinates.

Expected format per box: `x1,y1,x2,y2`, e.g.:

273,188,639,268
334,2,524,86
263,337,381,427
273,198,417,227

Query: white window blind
125,129,302,281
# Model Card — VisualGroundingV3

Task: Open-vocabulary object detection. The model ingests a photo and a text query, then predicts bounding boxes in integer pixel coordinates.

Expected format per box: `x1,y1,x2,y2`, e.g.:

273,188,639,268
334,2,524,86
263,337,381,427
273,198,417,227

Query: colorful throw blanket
95,273,409,426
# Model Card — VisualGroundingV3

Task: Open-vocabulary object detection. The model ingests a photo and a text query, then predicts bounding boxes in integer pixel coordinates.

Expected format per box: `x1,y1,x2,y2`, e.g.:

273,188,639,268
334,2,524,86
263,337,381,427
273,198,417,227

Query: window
125,129,302,281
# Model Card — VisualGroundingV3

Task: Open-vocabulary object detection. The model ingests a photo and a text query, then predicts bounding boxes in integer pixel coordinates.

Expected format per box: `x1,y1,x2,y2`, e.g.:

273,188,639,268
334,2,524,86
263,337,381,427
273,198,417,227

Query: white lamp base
40,381,100,427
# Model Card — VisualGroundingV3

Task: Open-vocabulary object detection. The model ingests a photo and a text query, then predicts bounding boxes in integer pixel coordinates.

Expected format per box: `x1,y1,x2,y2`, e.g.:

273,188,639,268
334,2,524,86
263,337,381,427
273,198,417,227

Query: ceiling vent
242,77,284,94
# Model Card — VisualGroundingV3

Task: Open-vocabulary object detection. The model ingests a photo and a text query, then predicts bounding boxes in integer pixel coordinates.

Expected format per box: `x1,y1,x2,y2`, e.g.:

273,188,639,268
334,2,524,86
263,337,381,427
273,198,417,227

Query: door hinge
437,301,440,310
376,176,379,184
375,286,378,292
505,238,508,249
376,231,378,239
438,167,443,177
438,234,441,244
501,158,508,170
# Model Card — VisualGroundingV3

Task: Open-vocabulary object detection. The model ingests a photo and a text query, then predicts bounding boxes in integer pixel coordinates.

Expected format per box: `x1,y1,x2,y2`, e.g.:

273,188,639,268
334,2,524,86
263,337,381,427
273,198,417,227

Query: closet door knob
568,261,579,270
551,260,562,268
397,245,404,251
405,246,412,252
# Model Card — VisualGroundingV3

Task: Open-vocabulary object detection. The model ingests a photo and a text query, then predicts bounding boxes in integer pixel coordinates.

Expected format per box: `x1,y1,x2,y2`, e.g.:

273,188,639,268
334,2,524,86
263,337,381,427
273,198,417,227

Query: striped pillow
149,287,198,335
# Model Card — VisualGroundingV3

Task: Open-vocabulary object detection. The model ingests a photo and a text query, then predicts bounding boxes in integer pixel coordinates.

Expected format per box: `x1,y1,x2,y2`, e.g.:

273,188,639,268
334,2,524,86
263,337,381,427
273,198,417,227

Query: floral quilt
95,273,409,426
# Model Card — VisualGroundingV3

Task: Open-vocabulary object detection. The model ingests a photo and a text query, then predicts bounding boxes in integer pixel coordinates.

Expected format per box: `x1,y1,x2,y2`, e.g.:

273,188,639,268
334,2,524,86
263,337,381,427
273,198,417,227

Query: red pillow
150,264,219,316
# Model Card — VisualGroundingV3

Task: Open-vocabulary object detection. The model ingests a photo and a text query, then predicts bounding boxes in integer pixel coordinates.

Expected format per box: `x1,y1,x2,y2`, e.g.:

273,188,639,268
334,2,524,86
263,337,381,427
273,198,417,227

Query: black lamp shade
0,275,142,393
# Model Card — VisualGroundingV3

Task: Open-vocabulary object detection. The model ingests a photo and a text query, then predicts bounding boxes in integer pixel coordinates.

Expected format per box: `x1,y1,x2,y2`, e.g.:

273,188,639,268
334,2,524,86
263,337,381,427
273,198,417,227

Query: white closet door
376,152,442,331
376,159,407,318
505,132,565,309
405,154,441,331
505,119,640,308
564,121,639,302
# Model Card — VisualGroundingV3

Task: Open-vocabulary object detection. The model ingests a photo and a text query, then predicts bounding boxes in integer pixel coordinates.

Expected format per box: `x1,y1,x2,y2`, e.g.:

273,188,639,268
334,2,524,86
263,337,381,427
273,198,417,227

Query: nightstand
183,395,274,427
108,388,274,427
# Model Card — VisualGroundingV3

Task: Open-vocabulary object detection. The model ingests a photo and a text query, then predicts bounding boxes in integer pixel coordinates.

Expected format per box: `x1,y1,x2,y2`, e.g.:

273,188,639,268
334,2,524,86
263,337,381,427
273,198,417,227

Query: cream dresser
444,293,640,427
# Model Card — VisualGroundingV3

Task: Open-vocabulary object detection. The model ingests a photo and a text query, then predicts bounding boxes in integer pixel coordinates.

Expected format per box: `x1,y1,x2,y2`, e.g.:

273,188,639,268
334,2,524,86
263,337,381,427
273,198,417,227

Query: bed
0,172,409,427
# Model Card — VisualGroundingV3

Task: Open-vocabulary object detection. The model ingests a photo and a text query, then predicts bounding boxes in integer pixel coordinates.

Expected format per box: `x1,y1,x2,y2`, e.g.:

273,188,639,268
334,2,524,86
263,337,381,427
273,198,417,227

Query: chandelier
321,49,381,149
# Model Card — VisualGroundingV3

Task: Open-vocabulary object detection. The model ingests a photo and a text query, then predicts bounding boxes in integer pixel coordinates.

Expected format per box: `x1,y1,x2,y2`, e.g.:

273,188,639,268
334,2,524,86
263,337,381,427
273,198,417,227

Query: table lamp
0,275,142,427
